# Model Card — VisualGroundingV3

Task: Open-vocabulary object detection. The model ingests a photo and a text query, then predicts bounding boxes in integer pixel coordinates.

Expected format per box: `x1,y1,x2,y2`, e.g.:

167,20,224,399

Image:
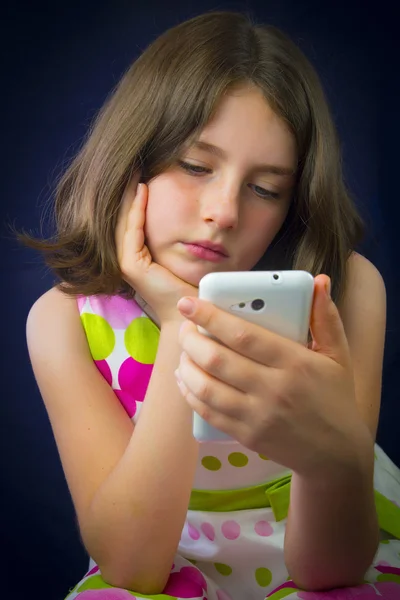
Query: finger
177,350,249,422
176,373,247,442
179,320,268,392
124,182,148,254
177,297,302,368
309,275,351,367
115,174,142,256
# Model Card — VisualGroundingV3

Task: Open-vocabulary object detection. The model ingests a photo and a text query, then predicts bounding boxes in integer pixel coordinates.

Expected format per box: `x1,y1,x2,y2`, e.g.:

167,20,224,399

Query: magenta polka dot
77,590,135,599
200,522,215,541
254,520,273,537
118,357,153,402
221,520,241,540
188,523,200,540
88,295,143,329
216,589,233,600
114,389,137,418
95,360,112,386
163,568,204,596
84,565,100,577
180,567,207,590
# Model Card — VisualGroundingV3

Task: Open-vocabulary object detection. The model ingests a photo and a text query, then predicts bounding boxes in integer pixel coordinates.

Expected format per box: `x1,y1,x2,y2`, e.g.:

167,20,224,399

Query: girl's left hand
175,275,371,478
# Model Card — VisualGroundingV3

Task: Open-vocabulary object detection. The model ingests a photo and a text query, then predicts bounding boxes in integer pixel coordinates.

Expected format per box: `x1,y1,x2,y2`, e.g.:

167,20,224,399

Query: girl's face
144,85,298,287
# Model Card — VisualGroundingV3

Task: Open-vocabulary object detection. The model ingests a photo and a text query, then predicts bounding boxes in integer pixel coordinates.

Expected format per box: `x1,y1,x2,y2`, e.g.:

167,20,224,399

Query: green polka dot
214,563,233,576
267,588,297,599
377,573,400,583
77,575,114,592
258,454,269,460
125,317,159,364
255,567,272,587
201,456,222,471
80,314,115,360
77,576,175,599
228,452,249,467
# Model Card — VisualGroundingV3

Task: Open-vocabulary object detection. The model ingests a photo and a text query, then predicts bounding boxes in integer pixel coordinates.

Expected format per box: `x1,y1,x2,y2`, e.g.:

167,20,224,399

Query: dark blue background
1,2,398,598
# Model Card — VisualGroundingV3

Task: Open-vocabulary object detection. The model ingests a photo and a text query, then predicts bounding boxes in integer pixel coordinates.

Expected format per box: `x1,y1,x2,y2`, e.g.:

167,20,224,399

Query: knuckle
288,352,314,385
203,349,223,373
271,372,293,408
196,402,212,422
232,327,253,352
197,379,212,403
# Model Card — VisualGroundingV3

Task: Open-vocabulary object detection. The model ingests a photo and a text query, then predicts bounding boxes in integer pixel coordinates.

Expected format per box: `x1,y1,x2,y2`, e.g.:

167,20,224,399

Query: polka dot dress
65,294,400,600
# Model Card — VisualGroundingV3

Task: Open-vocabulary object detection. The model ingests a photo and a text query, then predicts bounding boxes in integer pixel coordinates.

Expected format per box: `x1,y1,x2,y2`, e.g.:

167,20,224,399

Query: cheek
144,176,193,246
241,205,290,262
248,204,289,242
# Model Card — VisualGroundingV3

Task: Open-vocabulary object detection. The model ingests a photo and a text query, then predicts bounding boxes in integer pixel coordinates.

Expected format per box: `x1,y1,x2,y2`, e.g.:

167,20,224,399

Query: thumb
309,275,350,365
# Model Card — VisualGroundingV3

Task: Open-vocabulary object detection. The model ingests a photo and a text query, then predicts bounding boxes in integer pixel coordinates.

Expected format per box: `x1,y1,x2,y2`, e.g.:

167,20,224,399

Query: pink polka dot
201,522,215,541
88,295,143,329
221,520,241,540
77,295,86,312
254,520,273,537
118,357,153,402
377,560,392,567
114,389,137,418
216,589,233,600
188,523,200,540
95,360,112,386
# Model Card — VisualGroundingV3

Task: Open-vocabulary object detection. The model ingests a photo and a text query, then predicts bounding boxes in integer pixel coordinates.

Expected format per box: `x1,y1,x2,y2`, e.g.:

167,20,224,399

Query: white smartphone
193,270,315,442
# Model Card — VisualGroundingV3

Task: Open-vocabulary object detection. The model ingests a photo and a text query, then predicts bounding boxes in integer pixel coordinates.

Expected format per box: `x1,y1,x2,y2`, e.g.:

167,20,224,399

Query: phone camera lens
273,274,279,280
251,298,265,311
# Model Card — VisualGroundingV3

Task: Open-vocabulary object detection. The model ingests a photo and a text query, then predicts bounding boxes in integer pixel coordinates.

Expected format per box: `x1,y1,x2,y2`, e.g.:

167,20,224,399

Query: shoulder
346,251,385,288
27,285,80,332
337,252,387,437
338,251,386,327
26,286,86,359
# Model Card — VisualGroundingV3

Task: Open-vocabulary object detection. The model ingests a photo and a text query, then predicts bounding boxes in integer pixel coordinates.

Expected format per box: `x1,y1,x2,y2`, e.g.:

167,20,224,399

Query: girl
21,10,400,600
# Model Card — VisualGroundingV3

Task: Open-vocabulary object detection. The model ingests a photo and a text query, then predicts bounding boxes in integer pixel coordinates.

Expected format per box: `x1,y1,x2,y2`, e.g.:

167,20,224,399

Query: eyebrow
192,140,296,177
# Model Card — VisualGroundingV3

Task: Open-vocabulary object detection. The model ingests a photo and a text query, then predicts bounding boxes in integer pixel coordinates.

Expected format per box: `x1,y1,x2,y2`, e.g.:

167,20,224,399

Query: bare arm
27,287,198,594
284,254,385,590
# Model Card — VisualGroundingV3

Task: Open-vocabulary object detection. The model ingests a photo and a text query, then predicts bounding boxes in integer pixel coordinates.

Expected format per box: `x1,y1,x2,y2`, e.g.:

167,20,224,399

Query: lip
182,240,229,263
188,240,229,257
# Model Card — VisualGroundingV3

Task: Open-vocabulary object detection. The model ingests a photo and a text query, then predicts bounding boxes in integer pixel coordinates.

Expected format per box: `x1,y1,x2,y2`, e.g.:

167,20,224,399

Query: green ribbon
189,473,292,521
189,474,400,538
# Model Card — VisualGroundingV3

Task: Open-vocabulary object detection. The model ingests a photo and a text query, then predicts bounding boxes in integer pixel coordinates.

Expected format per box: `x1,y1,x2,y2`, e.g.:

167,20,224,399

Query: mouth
182,240,229,262
192,240,229,256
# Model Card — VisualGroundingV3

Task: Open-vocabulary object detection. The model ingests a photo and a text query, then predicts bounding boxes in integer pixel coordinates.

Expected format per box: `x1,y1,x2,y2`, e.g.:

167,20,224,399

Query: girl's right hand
115,174,198,325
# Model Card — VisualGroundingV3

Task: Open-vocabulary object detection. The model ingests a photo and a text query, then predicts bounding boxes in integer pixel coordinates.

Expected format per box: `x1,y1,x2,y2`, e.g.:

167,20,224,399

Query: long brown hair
17,10,365,306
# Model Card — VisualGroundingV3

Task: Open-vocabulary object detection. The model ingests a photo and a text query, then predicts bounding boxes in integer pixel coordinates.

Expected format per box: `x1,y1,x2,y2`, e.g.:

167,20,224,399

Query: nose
200,182,240,230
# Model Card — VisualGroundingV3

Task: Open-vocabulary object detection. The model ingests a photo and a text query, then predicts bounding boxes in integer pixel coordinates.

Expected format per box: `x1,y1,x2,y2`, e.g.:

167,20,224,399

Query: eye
179,161,211,175
179,161,280,200
249,184,280,200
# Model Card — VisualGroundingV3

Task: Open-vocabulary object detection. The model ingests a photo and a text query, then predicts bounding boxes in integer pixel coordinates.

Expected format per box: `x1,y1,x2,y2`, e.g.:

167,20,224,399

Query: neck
134,294,160,328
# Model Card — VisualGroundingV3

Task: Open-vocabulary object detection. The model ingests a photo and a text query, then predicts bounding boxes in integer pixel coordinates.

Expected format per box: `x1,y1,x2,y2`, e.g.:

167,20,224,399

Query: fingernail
325,279,331,298
177,297,195,316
